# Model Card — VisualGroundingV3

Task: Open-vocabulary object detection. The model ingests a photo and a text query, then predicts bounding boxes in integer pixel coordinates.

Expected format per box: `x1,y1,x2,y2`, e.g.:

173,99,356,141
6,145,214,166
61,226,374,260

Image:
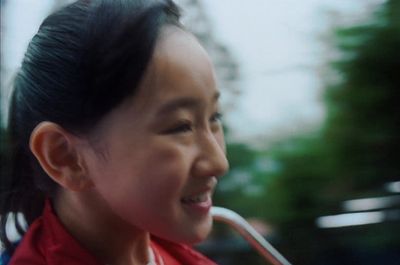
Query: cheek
135,141,193,199
87,139,194,224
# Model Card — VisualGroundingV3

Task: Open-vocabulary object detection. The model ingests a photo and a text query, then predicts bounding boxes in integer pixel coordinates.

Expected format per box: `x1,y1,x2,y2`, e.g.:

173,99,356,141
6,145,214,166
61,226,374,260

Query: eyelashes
210,112,223,123
164,112,223,134
165,121,193,134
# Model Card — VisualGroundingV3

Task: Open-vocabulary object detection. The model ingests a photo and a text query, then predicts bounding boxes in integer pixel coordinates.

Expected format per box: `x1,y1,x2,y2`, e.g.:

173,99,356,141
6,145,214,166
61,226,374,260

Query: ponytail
0,91,47,254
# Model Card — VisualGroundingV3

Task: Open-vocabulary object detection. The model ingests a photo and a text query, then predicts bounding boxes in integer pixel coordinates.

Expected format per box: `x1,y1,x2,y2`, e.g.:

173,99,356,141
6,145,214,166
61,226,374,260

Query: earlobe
29,122,94,192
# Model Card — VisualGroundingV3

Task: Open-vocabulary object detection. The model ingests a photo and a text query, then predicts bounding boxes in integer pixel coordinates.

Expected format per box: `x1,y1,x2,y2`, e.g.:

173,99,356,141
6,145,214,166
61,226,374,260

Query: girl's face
83,27,229,244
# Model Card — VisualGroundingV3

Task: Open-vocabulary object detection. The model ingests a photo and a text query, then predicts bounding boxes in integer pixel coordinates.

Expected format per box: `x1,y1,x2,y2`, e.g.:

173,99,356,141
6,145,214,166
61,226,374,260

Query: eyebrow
156,91,220,116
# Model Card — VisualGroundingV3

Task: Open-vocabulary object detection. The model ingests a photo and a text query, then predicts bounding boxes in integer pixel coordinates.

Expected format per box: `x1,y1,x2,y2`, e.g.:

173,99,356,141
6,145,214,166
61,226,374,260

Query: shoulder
151,237,217,265
8,218,46,265
8,201,101,265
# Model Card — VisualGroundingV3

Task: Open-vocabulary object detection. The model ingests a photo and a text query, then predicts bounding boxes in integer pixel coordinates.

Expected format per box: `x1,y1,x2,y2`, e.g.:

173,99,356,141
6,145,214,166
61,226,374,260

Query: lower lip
181,196,212,215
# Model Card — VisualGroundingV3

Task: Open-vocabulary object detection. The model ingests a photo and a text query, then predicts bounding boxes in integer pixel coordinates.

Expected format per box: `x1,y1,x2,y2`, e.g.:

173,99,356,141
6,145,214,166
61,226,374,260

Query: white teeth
182,193,208,204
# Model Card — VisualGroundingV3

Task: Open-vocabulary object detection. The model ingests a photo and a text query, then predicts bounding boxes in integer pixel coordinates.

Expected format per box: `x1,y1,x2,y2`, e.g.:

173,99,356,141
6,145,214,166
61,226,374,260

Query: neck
54,190,151,265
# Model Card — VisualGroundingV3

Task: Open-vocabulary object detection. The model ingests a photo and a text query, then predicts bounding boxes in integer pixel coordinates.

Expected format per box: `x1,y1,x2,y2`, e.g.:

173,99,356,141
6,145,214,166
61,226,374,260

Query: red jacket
9,201,217,265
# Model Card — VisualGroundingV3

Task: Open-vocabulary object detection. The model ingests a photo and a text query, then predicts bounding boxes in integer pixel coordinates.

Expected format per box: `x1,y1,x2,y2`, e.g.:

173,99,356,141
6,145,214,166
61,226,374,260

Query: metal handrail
211,207,292,265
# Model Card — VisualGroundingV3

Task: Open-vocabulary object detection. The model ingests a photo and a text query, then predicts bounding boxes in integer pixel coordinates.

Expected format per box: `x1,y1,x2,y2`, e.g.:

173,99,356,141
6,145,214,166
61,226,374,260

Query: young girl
0,0,229,264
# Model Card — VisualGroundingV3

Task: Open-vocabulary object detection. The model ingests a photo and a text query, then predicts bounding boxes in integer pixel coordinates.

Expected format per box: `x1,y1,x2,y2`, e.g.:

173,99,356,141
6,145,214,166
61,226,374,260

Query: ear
29,122,94,192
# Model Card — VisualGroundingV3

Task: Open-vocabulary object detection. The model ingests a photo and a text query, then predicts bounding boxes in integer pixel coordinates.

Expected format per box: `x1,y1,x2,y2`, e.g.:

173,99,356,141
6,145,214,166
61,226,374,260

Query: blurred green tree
322,0,400,196
213,1,400,264
259,1,400,264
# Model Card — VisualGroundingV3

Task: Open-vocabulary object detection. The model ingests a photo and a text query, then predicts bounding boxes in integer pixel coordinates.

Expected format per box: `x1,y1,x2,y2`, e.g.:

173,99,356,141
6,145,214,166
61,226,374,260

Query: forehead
89,28,218,137
131,26,218,110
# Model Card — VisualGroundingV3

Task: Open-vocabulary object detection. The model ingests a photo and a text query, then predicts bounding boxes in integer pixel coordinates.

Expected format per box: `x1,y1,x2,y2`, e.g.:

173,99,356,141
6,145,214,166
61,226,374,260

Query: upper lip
181,177,218,199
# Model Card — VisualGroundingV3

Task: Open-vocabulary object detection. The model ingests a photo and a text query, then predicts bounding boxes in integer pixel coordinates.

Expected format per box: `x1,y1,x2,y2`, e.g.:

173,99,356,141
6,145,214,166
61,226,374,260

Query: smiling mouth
180,192,212,215
180,178,217,214
181,193,209,204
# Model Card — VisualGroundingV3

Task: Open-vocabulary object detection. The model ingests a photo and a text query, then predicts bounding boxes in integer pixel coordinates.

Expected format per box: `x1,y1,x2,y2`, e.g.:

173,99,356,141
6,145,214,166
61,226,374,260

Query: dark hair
0,0,181,253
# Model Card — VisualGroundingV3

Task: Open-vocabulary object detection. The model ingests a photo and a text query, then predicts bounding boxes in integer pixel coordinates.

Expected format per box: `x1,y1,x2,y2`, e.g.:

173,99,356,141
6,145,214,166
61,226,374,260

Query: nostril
208,152,229,179
193,154,228,179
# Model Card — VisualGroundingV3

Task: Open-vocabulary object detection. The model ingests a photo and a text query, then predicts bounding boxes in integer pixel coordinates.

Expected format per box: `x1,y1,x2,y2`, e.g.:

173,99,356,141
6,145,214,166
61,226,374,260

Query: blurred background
1,0,400,264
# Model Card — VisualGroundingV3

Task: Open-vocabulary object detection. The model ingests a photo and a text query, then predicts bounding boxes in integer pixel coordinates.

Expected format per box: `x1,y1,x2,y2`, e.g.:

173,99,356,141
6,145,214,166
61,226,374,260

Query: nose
193,131,229,179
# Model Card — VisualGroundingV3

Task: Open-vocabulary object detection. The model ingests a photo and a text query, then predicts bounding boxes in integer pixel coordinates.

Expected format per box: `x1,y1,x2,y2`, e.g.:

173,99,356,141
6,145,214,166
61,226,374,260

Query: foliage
214,1,400,264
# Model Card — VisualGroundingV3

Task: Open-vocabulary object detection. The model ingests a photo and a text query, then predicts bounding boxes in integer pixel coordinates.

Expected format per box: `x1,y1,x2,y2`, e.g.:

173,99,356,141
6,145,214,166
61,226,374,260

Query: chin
157,221,212,246
154,215,214,245
181,218,213,245
187,234,209,245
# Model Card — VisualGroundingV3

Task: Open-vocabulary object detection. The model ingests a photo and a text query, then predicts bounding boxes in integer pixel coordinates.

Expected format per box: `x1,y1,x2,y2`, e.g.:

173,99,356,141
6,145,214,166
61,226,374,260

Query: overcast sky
200,0,384,141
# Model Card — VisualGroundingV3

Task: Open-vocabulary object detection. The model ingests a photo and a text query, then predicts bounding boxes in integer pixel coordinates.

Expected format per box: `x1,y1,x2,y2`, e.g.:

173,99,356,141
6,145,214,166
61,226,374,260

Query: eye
210,112,223,123
164,121,193,134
